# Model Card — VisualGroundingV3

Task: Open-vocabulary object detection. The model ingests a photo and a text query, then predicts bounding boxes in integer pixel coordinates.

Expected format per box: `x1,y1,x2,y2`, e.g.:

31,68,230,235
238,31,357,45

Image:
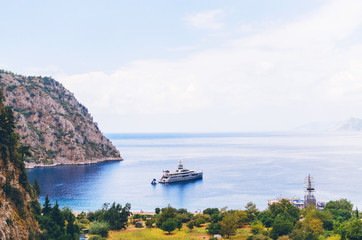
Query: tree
270,215,293,240
207,222,221,235
19,144,32,161
145,219,154,228
42,194,52,215
156,205,178,227
269,199,300,224
161,218,177,234
62,207,80,239
324,199,353,223
50,201,65,229
220,212,239,238
203,208,220,216
89,221,110,237
187,222,194,232
258,211,274,228
103,202,131,230
176,219,182,231
343,219,362,240
251,220,265,234
32,178,41,197
155,207,161,214
355,207,359,219
245,202,259,223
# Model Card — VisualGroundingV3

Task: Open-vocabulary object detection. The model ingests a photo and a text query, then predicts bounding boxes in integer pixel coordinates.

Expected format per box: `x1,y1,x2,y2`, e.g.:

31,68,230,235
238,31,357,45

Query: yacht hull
159,172,203,183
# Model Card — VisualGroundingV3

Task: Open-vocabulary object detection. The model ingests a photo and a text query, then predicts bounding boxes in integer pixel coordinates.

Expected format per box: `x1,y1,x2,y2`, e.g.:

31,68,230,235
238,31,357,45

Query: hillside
0,89,39,239
328,117,362,132
0,70,122,168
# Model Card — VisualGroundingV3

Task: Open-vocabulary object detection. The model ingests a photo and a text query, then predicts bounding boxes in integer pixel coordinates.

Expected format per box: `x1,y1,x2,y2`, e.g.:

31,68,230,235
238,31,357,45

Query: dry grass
107,224,209,240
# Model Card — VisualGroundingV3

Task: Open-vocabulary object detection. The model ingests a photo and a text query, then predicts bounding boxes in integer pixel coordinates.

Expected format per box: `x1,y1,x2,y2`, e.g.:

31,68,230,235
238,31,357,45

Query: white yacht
159,160,203,183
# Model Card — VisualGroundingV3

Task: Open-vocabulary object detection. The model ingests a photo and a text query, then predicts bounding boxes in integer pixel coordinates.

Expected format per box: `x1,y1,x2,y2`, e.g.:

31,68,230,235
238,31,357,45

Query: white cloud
184,9,224,30
57,0,362,132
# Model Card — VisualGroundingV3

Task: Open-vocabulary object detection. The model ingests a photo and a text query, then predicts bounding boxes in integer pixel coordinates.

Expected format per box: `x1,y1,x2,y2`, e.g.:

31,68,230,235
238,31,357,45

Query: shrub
88,235,105,240
145,219,154,228
194,217,206,227
79,218,90,224
187,221,194,231
160,218,177,234
89,221,110,237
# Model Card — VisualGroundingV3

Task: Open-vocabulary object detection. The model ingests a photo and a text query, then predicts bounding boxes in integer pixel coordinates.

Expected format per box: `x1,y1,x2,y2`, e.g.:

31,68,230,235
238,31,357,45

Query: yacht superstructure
159,160,203,183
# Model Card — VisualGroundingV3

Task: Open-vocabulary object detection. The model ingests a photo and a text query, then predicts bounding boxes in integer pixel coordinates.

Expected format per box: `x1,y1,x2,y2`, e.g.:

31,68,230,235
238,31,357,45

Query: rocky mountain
293,121,338,132
328,117,362,132
0,89,39,239
0,70,122,168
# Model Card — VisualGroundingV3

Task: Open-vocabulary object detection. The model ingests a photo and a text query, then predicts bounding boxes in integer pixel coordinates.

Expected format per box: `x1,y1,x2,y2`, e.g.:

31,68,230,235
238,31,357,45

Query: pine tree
357,207,359,219
50,201,65,229
33,178,41,197
42,194,52,215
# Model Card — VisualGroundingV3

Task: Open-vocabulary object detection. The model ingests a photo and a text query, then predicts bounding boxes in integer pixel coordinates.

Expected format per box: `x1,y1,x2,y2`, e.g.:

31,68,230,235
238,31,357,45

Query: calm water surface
27,132,362,211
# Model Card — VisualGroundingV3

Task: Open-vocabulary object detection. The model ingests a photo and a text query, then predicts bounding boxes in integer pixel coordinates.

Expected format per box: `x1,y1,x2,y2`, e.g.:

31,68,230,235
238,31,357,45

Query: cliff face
0,90,39,239
0,71,121,167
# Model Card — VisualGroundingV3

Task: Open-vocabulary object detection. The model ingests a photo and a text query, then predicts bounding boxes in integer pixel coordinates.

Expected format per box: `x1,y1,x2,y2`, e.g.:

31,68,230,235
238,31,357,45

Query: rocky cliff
0,89,40,239
0,70,122,168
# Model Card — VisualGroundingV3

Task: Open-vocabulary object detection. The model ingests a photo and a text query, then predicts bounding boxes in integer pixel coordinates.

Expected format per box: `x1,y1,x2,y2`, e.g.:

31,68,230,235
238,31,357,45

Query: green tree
155,207,161,214
103,202,131,230
207,222,221,235
156,205,178,227
19,144,32,161
160,218,177,234
251,220,265,234
145,219,154,228
187,221,194,231
258,211,274,228
343,219,362,240
269,199,300,224
324,199,353,223
220,212,239,238
245,202,259,223
270,215,293,240
42,194,52,215
176,219,182,230
50,201,65,229
203,208,220,216
89,221,110,237
32,177,41,197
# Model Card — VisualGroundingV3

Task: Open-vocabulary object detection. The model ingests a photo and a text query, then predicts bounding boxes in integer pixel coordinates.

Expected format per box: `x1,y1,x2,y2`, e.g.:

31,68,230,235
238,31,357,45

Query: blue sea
27,132,362,212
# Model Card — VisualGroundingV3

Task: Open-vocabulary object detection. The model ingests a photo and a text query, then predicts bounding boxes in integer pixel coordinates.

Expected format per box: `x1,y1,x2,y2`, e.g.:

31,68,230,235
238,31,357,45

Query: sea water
27,132,362,212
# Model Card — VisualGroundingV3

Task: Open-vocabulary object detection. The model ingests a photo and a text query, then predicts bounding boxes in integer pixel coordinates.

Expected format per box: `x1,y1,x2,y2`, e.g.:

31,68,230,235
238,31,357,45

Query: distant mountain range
295,118,362,132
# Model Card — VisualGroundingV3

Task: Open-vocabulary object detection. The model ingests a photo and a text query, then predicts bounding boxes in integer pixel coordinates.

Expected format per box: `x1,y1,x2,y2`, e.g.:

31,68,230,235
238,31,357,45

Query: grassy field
106,223,211,240
106,224,251,240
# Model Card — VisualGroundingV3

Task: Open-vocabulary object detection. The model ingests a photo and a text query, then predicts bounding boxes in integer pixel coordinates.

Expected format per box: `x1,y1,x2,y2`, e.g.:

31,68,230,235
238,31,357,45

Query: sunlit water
27,132,362,212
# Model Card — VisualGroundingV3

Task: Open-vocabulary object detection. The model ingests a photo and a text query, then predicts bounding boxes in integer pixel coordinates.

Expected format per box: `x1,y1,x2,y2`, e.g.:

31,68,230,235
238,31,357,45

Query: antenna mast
304,174,316,207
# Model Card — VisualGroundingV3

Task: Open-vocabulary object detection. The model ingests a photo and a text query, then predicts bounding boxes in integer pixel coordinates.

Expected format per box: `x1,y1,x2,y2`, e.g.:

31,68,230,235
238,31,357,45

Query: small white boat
159,160,203,183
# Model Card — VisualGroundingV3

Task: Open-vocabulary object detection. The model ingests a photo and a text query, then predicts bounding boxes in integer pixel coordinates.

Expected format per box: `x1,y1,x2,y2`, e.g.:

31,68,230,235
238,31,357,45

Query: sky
1,0,362,133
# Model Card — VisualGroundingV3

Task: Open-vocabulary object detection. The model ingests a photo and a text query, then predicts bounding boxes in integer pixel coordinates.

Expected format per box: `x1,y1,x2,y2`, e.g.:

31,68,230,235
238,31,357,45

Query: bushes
89,221,110,237
160,218,177,234
88,236,105,240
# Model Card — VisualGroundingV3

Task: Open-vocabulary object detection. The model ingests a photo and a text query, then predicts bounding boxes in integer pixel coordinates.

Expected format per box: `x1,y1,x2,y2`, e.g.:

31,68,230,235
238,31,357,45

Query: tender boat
159,160,203,183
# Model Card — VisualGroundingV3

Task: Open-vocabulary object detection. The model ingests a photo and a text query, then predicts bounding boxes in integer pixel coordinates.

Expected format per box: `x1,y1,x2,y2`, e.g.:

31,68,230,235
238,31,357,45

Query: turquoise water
27,132,362,212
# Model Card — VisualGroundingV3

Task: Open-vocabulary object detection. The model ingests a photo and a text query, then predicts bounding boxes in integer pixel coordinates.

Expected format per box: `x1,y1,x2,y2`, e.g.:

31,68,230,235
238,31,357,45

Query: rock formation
0,89,40,239
0,70,122,168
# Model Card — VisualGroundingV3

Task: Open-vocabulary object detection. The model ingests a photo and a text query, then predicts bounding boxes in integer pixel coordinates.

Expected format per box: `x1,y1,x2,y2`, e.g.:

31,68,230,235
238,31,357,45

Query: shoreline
25,157,123,169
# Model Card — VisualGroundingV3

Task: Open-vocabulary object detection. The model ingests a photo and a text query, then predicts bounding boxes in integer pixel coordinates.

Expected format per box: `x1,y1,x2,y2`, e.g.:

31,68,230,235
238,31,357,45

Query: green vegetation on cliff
0,89,39,239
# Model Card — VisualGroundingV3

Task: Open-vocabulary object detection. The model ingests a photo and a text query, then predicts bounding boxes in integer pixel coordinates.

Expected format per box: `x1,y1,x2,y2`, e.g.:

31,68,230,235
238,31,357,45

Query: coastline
25,157,123,169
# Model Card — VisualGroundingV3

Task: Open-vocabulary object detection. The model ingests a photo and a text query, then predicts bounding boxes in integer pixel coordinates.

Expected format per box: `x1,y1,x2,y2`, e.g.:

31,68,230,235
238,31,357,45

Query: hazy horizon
2,0,362,133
